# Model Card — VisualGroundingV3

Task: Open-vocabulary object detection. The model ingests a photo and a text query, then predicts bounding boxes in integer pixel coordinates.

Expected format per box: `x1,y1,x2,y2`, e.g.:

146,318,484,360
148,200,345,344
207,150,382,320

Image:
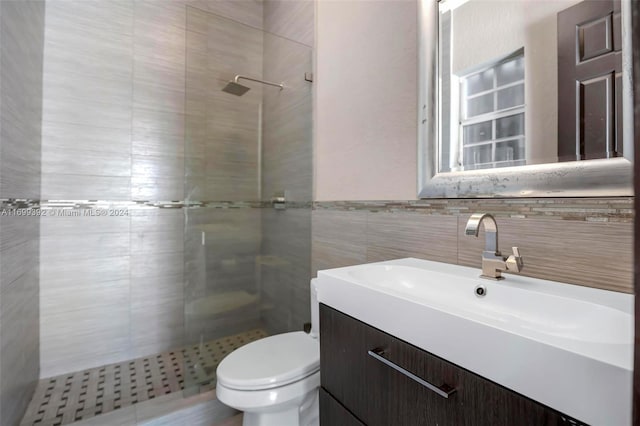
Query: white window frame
458,51,526,170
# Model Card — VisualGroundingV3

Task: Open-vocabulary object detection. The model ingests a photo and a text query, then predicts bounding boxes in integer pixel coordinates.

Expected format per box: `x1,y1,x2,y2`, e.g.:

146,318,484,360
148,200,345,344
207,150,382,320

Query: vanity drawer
319,388,365,426
320,304,571,426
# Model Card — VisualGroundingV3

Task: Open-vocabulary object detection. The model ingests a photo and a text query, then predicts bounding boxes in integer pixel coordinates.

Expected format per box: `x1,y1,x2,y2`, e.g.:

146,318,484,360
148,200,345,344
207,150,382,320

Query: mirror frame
418,0,635,198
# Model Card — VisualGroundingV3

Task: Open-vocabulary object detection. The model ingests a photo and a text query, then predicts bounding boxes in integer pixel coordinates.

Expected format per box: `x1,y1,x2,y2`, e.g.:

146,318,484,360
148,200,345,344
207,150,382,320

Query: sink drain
474,285,487,297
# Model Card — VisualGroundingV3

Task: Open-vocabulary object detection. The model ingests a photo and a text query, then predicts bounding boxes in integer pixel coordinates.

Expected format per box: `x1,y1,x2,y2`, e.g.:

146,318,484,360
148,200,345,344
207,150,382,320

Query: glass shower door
182,6,313,398
183,7,265,393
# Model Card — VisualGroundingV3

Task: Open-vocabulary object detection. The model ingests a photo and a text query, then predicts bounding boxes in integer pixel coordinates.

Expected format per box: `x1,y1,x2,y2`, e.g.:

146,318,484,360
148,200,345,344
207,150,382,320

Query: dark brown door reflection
557,0,622,162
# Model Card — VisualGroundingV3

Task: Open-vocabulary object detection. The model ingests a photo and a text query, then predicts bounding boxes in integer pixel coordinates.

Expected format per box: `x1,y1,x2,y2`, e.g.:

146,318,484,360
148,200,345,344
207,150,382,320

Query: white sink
316,258,633,426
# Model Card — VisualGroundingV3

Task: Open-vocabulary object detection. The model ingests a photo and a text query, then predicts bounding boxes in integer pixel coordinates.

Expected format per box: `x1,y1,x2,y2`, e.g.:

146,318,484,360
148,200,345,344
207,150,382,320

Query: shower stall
0,1,313,425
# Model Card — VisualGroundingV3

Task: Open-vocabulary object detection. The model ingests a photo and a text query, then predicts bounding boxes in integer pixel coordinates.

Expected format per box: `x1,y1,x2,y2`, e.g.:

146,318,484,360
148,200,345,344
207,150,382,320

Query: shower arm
234,75,284,90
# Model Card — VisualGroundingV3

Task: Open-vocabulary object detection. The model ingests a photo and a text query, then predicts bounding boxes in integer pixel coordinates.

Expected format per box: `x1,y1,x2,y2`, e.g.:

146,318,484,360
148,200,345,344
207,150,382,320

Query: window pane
463,121,492,144
464,144,492,167
496,113,524,138
497,84,524,110
495,139,525,162
465,68,494,96
495,159,526,169
466,93,494,118
496,56,524,86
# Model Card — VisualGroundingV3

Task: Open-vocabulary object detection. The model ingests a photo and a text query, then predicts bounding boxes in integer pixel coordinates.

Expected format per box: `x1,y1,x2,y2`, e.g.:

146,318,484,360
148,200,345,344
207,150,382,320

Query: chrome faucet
464,213,523,280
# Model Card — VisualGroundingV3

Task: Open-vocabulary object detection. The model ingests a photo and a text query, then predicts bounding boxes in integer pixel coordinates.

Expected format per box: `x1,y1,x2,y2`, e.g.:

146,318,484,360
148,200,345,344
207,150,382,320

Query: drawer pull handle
367,348,456,399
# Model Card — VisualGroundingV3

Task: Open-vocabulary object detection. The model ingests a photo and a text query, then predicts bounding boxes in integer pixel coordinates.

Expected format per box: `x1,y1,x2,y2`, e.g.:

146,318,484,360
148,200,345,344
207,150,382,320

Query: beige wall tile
0,0,44,199
1,216,40,286
457,216,633,293
366,212,458,263
40,212,132,376
198,0,264,30
41,214,130,236
42,146,131,177
261,33,313,202
0,1,44,422
264,0,314,46
134,9,186,68
40,276,131,377
41,1,134,199
33,0,316,385
130,208,184,233
41,233,131,262
131,230,184,255
41,174,132,200
312,210,367,276
131,274,185,357
42,121,131,156
134,0,187,30
312,208,633,294
131,252,184,279
0,268,40,425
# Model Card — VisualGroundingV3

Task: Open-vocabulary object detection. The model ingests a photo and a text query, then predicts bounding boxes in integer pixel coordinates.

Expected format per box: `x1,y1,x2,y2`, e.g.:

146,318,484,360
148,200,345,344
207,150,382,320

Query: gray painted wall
314,0,418,200
0,0,45,424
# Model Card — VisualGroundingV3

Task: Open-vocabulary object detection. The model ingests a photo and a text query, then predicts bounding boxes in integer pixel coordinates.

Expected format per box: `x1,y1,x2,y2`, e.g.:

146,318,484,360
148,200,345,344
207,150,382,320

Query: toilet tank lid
216,331,319,390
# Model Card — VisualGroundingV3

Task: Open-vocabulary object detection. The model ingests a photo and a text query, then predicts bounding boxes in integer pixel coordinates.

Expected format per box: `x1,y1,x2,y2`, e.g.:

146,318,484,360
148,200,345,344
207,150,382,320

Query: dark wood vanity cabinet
319,304,584,426
319,388,365,426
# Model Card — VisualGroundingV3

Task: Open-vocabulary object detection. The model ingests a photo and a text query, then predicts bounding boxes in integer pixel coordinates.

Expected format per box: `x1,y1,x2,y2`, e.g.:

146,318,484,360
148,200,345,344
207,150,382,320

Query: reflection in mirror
438,0,625,173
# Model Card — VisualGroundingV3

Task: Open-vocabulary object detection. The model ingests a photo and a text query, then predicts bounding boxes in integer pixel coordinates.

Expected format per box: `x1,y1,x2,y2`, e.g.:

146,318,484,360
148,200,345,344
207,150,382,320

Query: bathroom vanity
320,305,574,425
315,259,633,426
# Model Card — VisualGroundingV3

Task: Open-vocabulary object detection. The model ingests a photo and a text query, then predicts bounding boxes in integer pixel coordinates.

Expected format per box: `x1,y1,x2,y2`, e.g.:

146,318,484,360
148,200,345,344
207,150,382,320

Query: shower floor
20,329,268,426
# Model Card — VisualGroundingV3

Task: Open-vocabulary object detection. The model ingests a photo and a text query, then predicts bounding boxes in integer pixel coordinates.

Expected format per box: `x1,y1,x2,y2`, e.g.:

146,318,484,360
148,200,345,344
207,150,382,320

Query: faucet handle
505,247,524,273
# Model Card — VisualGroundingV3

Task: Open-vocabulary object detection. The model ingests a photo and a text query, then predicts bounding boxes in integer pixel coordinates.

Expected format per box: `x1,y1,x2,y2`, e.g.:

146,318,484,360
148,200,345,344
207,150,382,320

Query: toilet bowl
216,280,320,426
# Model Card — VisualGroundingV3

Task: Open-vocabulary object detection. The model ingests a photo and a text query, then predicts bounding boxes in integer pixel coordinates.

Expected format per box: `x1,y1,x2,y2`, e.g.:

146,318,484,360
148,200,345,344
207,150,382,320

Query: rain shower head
222,75,284,96
222,81,251,96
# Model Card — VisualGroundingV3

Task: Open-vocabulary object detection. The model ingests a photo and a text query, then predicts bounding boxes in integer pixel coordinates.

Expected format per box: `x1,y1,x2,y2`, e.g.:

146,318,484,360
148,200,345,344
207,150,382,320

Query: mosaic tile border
2,198,631,221
313,197,634,223
0,198,40,209
1,199,312,211
38,200,265,210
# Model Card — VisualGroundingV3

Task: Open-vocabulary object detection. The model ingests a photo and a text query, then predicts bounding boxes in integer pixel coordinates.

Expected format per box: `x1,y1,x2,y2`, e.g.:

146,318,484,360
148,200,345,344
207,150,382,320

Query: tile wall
38,0,270,378
312,198,634,294
39,0,315,379
185,6,263,202
0,1,46,424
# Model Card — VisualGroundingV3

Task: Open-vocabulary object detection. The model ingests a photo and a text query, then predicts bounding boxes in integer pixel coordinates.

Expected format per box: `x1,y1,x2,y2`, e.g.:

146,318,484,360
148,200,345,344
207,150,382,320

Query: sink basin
316,258,633,426
348,264,631,346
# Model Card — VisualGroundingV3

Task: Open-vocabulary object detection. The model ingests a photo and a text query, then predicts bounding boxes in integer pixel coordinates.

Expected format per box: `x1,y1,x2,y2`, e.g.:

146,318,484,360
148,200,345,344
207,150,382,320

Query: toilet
216,280,320,426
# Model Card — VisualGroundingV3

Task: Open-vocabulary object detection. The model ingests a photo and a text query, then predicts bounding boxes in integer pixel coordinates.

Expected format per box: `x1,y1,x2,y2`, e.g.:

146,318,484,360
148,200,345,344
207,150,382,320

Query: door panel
557,0,622,161
579,72,614,160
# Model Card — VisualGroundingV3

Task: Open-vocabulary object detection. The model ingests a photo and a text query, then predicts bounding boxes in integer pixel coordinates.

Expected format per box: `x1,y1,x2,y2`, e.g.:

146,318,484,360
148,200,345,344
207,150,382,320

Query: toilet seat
217,331,320,391
217,371,320,413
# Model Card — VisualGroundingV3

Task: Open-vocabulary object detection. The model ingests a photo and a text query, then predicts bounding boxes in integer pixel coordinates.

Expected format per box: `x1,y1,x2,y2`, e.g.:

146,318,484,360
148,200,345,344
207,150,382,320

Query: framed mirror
418,0,635,198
